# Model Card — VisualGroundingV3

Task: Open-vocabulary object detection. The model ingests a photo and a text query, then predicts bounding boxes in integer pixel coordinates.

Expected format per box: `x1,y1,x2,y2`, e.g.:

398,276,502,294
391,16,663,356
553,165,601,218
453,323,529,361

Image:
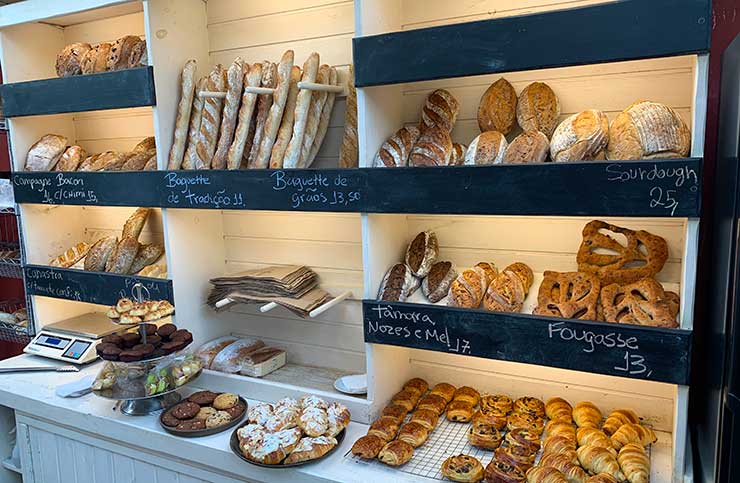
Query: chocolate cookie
188,390,219,406
150,348,167,358
157,323,176,339
121,332,140,348
132,343,155,355
142,323,158,336
118,350,143,362
170,329,192,342
162,340,187,353
100,345,122,360
176,419,206,431
171,401,200,420
102,334,123,346
96,342,117,355
224,401,246,420
162,412,180,427
145,335,162,346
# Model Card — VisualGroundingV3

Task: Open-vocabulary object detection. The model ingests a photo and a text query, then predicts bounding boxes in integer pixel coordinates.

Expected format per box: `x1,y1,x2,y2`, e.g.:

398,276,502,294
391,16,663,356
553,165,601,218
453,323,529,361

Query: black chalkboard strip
363,300,692,385
24,265,173,306
0,67,156,117
353,0,710,87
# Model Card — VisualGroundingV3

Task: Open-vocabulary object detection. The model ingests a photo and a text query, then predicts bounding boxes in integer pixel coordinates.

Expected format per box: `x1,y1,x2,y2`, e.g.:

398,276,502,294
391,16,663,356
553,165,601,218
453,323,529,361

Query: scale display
63,340,92,360
35,334,71,350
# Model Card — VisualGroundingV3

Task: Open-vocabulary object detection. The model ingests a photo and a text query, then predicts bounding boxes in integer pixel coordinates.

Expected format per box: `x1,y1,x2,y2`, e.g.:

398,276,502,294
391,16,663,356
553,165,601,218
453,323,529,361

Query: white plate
334,374,367,395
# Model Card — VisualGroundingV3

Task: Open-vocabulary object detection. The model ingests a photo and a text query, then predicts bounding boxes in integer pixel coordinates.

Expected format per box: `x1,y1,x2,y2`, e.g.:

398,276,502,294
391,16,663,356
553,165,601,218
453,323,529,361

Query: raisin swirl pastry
468,420,503,449
545,397,573,423
472,409,507,430
505,428,541,454
507,411,544,434
441,454,485,483
514,396,545,418
484,458,526,483
481,394,513,416
495,446,535,474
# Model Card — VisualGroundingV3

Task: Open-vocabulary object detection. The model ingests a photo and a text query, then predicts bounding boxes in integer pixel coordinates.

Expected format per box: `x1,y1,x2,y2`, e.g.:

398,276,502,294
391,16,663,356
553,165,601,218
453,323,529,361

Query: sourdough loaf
373,126,420,167
107,36,141,71
422,261,457,303
448,267,488,308
56,43,92,77
80,43,110,74
25,134,68,171
194,336,240,368
516,82,560,138
464,131,507,165
105,237,139,274
378,263,420,302
606,101,690,160
478,78,517,135
420,89,459,133
409,127,452,166
122,208,150,240
55,146,87,172
550,109,609,162
84,236,118,272
502,130,549,164
129,243,164,274
133,137,156,153
448,143,467,166
405,231,439,277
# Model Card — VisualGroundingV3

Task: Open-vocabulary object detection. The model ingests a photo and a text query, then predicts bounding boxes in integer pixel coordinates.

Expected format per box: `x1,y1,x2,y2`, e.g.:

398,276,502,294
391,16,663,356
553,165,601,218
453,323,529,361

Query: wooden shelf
353,0,710,87
362,300,692,385
24,264,173,306
12,158,702,217
0,67,155,117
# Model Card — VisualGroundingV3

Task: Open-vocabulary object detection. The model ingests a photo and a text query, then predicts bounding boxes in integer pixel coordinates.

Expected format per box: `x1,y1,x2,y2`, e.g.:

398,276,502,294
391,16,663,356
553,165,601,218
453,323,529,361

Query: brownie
132,343,155,356
157,323,177,339
188,390,219,406
121,332,141,348
176,419,206,431
102,334,123,346
161,412,180,427
224,401,246,420
171,401,200,419
141,323,158,336
118,350,143,362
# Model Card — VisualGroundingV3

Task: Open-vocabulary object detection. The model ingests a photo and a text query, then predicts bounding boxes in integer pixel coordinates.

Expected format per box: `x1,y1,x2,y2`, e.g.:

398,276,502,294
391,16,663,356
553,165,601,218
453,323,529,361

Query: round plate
160,396,248,437
230,425,346,468
93,369,201,401
333,374,367,395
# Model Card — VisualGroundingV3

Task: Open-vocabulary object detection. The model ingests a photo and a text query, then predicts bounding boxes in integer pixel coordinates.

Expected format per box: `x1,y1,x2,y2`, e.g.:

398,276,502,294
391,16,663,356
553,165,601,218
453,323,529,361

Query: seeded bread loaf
464,131,508,165
478,78,517,135
405,231,439,277
378,263,420,302
448,143,467,166
422,261,457,303
107,36,142,71
516,82,560,138
606,101,690,160
56,43,92,77
551,109,609,162
80,43,110,74
503,130,550,164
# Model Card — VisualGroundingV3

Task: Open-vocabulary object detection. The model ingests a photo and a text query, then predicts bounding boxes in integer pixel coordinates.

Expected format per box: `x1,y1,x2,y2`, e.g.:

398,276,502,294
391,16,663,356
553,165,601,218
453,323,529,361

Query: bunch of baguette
24,135,157,172
168,51,354,170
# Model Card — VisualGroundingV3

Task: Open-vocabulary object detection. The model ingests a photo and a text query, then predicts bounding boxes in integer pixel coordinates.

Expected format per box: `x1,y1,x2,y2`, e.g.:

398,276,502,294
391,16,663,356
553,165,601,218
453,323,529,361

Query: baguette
269,66,302,169
305,66,338,168
339,65,358,168
282,52,320,168
297,64,331,168
254,50,295,169
227,63,263,170
167,60,197,170
246,62,277,168
182,77,207,170
194,66,226,169
211,58,244,169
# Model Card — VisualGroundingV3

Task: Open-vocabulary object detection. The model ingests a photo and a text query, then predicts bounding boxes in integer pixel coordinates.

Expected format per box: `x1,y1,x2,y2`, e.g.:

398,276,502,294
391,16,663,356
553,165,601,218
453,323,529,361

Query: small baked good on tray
403,377,429,396
447,400,475,422
513,396,545,418
468,420,503,450
378,440,414,467
367,416,400,442
453,386,481,406
409,408,439,430
381,404,409,423
441,454,484,483
162,391,245,434
351,434,385,459
397,421,430,448
429,382,456,403
97,321,192,362
283,436,337,465
245,428,302,464
417,393,448,415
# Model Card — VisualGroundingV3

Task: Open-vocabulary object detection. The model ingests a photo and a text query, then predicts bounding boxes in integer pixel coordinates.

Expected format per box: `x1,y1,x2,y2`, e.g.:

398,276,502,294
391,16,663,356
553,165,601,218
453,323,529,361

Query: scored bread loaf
409,127,452,166
478,78,517,135
182,76,207,170
339,65,359,168
551,109,609,162
122,150,155,171
56,43,92,77
126,38,147,68
255,50,295,169
50,242,90,268
195,66,227,169
420,89,459,133
422,261,457,303
133,137,156,153
143,155,157,171
448,143,467,166
105,237,139,274
405,231,439,277
269,66,302,169
306,66,338,168
122,208,151,240
503,130,550,164
378,263,420,302
373,126,420,167
107,36,141,71
227,63,263,170
297,64,331,168
607,101,690,160
211,58,245,169
80,43,110,74
448,267,488,308
210,338,267,373
464,131,507,165
25,134,68,171
84,236,118,272
246,61,278,168
54,146,87,172
194,336,240,368
517,82,560,138
128,243,164,274
283,53,321,168
100,152,132,171
483,262,534,313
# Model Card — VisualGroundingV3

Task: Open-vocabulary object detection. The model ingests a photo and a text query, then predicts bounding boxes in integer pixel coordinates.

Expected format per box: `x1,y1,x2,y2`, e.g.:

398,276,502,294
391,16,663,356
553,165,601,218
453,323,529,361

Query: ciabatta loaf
373,126,420,167
607,101,690,160
464,131,507,165
517,82,560,138
478,78,517,135
420,89,459,133
503,130,550,164
551,109,609,162
409,127,452,166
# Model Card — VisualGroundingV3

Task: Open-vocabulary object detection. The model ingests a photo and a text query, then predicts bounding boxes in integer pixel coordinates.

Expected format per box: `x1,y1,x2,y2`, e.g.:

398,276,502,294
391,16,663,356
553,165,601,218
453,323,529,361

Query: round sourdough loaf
606,101,690,160
25,134,68,171
447,143,467,166
503,130,549,164
478,78,517,135
54,146,87,172
464,131,508,165
550,109,609,162
516,82,560,138
80,43,112,74
107,36,142,71
420,89,459,133
373,126,420,167
409,127,452,166
56,43,92,77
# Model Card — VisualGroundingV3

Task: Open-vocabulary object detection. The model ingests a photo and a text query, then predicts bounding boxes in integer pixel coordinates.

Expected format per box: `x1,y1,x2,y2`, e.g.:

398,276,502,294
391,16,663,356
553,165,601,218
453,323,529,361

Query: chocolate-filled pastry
545,397,573,423
480,394,513,416
505,428,541,454
378,440,414,467
524,467,568,483
467,420,503,450
417,393,448,415
447,400,475,422
602,409,640,436
397,421,430,448
441,454,484,483
381,404,409,422
351,434,385,459
453,386,481,406
494,446,535,474
573,401,603,429
472,409,507,430
545,421,577,442
403,377,429,396
610,423,657,450
430,382,456,403
484,458,526,483
539,453,589,483
507,412,544,434
410,408,439,430
513,397,545,418
391,389,421,412
577,427,616,455
367,416,400,442
157,323,177,338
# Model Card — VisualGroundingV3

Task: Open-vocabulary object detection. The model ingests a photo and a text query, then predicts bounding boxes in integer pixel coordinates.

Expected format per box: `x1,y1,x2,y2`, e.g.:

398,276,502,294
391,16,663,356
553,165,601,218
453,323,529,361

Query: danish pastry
539,452,589,483
430,382,457,403
417,393,448,415
505,428,541,454
577,427,616,455
378,440,414,467
472,409,507,430
484,458,526,483
246,427,301,465
265,408,299,432
351,434,385,459
403,377,429,396
513,397,545,418
367,416,400,442
524,467,568,483
507,411,544,434
274,397,301,413
381,404,409,422
300,395,329,410
545,397,573,423
573,401,602,429
410,408,439,430
283,435,337,464
610,423,657,450
237,423,265,447
447,400,475,422
326,402,351,437
441,454,484,483
397,421,430,448
453,386,481,406
467,420,503,449
576,445,625,481
480,394,513,416
617,443,650,483
602,409,640,436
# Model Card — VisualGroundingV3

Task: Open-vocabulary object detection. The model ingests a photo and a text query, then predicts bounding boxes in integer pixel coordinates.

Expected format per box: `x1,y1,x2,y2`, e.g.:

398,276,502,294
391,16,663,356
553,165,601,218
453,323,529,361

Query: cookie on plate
188,390,219,406
213,393,239,410
171,401,201,420
176,419,206,431
206,410,232,429
195,407,218,421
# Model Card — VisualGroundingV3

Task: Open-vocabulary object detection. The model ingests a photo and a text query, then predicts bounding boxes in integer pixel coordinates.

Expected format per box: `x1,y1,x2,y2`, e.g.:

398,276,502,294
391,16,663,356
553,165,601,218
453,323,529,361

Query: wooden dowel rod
298,81,344,94
260,302,279,313
309,291,353,318
198,90,227,99
214,297,234,309
244,86,276,94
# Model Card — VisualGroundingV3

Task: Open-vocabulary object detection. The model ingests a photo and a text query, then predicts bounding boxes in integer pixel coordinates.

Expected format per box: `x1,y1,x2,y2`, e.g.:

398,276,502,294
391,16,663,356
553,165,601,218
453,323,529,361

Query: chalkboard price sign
363,301,692,384
162,171,246,209
24,265,174,306
14,173,100,205
270,170,362,210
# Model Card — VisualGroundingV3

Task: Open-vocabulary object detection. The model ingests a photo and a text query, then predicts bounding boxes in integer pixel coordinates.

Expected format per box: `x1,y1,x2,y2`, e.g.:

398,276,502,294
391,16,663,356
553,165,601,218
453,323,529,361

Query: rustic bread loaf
283,52,321,168
228,63,262,169
516,82,560,138
107,36,142,71
409,127,452,166
256,50,295,169
195,66,226,169
133,137,156,153
167,60,198,170
143,155,157,171
129,243,164,274
339,65,359,168
551,109,609,162
373,126,421,167
80,43,111,74
448,143,467,166
100,152,132,171
422,261,457,303
502,130,550,164
448,267,488,308
269,66,302,169
606,101,690,160
246,61,278,168
105,237,139,274
420,89,459,133
478,78,517,135
25,134,68,171
464,131,507,165
84,236,118,272
182,76,207,170
378,263,420,302
56,43,92,77
126,38,147,68
297,64,331,168
306,66,339,168
405,231,439,277
211,58,245,169
54,146,87,172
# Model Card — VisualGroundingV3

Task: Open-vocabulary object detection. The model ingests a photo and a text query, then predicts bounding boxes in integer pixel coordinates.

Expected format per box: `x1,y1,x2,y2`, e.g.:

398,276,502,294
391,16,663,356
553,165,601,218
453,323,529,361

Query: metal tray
160,396,247,438
230,424,345,468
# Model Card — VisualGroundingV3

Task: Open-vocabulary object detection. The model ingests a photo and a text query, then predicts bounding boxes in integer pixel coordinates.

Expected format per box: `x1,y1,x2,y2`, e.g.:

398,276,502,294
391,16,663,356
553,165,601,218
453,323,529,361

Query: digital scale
24,313,125,364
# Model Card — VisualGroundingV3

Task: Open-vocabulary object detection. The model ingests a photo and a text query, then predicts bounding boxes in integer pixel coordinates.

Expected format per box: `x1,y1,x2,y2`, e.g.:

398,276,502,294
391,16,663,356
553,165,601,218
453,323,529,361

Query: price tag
605,163,699,216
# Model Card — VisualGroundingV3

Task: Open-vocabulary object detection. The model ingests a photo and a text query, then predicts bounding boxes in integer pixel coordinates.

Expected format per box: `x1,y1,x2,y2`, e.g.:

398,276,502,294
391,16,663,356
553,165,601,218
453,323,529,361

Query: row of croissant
166,51,358,171
379,220,679,328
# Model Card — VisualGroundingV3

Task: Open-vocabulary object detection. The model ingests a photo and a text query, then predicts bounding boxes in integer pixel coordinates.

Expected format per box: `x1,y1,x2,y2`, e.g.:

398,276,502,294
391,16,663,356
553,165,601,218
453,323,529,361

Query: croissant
602,409,639,436
525,467,568,483
546,397,573,423
617,443,650,483
610,423,657,450
576,446,625,481
576,428,616,455
539,453,589,483
584,475,619,483
542,436,578,464
545,421,576,442
573,401,602,429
